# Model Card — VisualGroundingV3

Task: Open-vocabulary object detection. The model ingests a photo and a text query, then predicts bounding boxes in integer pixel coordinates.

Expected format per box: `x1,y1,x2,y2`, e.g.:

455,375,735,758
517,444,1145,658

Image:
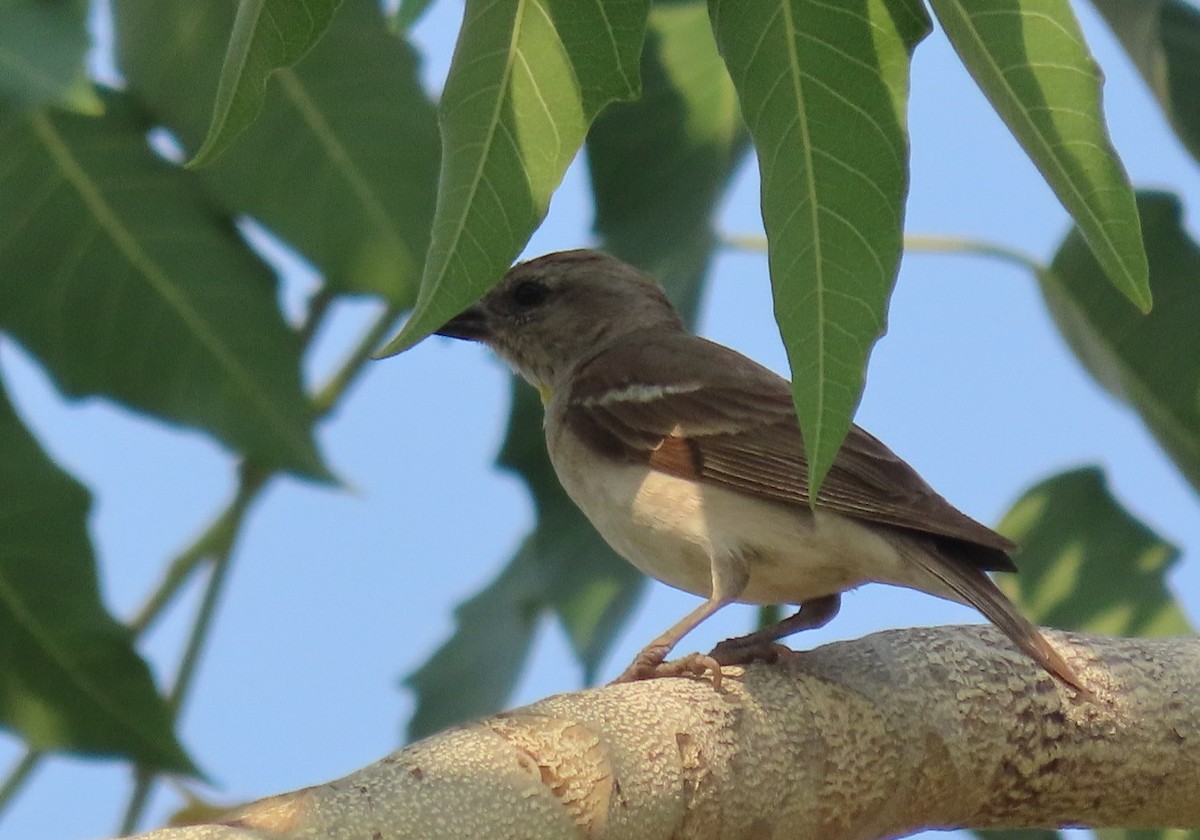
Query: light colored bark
120,627,1200,840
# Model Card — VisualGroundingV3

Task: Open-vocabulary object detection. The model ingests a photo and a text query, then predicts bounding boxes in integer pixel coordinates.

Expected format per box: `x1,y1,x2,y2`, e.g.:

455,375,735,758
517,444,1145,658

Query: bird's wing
564,332,1016,566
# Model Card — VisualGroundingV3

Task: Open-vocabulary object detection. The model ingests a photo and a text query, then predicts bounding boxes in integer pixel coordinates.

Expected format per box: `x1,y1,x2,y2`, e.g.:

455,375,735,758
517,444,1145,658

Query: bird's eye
511,279,549,308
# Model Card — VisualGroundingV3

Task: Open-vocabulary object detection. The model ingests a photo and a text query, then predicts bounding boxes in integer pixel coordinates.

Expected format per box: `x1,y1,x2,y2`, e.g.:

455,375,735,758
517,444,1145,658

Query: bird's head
435,250,684,394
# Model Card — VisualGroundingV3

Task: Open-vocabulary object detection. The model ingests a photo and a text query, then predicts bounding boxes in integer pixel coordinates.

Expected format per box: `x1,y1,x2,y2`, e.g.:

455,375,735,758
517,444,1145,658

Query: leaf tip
283,446,340,486
183,136,223,170
374,324,424,359
1133,286,1153,315
374,300,445,358
1114,260,1153,314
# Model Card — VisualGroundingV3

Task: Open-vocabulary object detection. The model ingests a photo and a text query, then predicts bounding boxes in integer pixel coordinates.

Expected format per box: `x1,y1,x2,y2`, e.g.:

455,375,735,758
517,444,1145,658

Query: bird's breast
546,423,913,603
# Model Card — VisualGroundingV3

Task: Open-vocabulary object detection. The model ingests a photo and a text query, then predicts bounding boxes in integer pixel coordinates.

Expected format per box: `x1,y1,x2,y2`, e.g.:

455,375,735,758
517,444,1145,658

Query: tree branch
116,627,1200,840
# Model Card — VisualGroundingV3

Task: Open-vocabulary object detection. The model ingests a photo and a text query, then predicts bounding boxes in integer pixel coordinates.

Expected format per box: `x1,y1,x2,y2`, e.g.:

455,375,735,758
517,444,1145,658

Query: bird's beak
435,304,490,342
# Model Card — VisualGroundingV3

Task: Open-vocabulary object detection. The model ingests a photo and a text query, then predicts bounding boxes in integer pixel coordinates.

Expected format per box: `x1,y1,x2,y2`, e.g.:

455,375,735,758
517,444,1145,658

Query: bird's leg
709,594,841,666
609,596,730,686
610,551,748,688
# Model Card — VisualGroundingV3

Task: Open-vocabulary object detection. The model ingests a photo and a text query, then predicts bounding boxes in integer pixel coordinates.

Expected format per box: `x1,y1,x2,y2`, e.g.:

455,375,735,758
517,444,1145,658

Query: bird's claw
610,647,724,689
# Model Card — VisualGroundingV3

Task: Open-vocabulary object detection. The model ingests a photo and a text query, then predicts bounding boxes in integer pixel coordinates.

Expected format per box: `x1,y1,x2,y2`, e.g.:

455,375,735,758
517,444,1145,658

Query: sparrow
434,249,1083,690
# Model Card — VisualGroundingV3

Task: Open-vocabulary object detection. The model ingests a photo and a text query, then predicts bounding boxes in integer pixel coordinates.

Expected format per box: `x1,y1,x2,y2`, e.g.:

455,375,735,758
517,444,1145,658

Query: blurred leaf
756,603,783,631
403,2,747,730
976,830,1061,840
1091,0,1200,165
0,0,101,115
189,0,345,167
931,0,1150,310
404,543,543,741
378,0,651,355
390,0,437,31
0,378,195,773
0,92,328,479
708,0,930,498
117,0,438,302
1097,830,1200,840
1042,191,1200,495
589,0,746,306
997,467,1189,636
167,792,241,827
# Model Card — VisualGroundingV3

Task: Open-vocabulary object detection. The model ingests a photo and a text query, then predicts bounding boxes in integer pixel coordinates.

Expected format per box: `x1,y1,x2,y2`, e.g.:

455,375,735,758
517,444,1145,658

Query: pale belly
548,428,927,605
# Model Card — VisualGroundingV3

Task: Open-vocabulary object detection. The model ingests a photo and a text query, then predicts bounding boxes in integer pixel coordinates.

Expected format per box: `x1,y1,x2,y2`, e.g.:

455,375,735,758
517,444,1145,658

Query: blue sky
2,2,1198,839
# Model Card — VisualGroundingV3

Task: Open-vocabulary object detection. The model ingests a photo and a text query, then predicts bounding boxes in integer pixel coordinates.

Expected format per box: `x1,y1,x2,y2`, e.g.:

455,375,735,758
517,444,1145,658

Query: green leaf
0,377,195,773
403,2,748,729
117,0,438,302
0,92,328,479
930,0,1150,310
0,0,101,115
377,0,651,355
189,0,345,167
1091,0,1200,165
708,0,930,498
1042,192,1200,495
997,467,1189,636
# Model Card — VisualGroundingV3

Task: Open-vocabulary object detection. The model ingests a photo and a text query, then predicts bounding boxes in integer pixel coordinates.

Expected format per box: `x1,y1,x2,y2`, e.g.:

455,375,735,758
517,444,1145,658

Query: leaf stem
0,750,40,814
118,464,267,834
129,489,254,634
172,462,268,718
721,232,1049,277
313,304,404,417
720,232,770,253
902,234,1047,277
297,287,336,348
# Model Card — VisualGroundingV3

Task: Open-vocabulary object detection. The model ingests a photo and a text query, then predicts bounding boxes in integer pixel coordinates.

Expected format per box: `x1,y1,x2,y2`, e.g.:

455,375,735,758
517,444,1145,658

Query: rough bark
120,627,1200,840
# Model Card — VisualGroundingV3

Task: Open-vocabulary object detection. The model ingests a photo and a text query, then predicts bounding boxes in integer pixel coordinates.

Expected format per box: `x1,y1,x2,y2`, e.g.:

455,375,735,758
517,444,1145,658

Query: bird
433,248,1084,691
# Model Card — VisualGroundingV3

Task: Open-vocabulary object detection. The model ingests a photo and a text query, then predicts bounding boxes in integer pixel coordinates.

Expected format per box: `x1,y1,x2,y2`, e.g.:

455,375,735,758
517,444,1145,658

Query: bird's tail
907,550,1088,694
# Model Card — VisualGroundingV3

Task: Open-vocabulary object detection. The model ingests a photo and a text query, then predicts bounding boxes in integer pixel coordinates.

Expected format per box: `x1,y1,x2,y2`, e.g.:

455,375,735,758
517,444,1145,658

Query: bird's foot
705,596,840,669
609,645,724,689
709,637,794,667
